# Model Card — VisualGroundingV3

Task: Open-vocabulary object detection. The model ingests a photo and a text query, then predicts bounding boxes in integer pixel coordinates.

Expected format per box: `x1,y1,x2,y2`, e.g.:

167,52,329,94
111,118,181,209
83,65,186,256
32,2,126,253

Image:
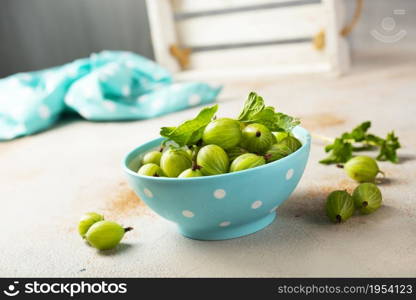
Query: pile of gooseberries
137,117,302,178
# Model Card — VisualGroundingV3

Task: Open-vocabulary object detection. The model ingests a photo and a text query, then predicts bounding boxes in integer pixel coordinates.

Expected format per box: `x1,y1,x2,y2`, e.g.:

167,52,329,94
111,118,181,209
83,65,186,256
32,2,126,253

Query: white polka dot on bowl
213,189,226,199
182,210,194,218
219,221,231,227
143,188,153,198
286,168,294,180
251,200,263,209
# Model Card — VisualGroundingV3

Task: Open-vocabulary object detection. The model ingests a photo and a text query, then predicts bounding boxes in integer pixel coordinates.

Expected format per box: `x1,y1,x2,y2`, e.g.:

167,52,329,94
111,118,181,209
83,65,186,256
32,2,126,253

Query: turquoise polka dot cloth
0,51,221,140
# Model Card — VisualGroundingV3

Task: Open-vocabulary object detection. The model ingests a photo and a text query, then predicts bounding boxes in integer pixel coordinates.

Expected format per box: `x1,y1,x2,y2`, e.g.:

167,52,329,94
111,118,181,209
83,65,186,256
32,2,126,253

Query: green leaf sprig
238,92,300,132
160,104,218,146
319,121,401,164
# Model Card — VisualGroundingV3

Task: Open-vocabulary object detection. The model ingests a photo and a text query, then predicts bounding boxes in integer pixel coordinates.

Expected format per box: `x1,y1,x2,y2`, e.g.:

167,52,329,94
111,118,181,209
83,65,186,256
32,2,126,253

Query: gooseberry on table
352,182,382,214
85,220,133,250
344,156,382,182
78,212,104,238
326,190,355,223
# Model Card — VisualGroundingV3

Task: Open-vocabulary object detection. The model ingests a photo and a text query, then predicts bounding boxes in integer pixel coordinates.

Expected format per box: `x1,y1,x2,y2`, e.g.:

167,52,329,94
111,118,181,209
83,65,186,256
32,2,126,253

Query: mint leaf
160,104,218,146
319,121,401,165
348,121,371,142
320,137,353,164
376,131,401,163
238,92,300,132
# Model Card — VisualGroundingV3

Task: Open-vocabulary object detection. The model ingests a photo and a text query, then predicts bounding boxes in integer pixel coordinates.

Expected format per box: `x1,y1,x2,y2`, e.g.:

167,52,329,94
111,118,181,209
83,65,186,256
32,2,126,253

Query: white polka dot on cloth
143,188,153,198
122,85,130,96
251,200,263,209
219,221,231,227
188,94,201,106
213,189,226,199
103,101,116,112
182,210,194,218
286,168,294,180
38,105,51,119
270,205,279,213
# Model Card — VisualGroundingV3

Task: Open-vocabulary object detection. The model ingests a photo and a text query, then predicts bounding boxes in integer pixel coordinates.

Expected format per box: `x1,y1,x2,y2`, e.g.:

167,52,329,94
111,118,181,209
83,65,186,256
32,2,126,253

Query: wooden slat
172,0,312,14
175,4,325,47
187,43,327,70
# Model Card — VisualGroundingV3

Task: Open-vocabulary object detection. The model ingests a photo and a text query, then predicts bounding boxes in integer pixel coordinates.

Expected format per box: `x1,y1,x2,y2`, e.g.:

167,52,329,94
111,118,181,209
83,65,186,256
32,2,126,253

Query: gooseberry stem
255,131,261,137
124,227,133,233
191,161,201,171
335,215,342,223
336,164,344,169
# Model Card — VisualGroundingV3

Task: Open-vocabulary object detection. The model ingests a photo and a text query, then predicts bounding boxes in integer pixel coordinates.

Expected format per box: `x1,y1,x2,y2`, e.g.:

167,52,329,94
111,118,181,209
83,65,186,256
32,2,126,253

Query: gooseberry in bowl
202,118,242,150
240,123,274,154
122,126,311,240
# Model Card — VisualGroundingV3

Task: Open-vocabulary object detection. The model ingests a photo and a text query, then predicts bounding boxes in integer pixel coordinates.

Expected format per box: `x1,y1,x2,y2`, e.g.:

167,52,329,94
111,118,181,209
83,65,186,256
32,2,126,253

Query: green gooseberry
265,136,302,162
196,144,229,176
344,156,382,182
326,190,355,223
226,146,248,161
352,183,382,214
273,132,289,143
85,220,132,250
178,165,204,178
142,150,162,165
78,212,104,238
230,153,265,172
202,118,242,150
160,148,192,177
137,163,165,177
240,123,274,154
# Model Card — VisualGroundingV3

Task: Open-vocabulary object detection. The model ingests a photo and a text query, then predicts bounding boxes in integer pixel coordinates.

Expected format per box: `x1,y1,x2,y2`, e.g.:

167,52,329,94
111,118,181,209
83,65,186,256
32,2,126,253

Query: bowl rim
122,126,311,182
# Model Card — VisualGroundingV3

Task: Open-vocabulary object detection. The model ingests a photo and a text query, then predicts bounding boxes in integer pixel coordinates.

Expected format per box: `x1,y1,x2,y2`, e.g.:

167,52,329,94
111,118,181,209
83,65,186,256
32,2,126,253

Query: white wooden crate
146,0,350,81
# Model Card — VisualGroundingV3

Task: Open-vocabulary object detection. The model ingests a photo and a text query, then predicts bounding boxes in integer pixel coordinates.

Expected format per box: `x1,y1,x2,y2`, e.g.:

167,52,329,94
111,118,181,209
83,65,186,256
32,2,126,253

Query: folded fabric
0,51,221,140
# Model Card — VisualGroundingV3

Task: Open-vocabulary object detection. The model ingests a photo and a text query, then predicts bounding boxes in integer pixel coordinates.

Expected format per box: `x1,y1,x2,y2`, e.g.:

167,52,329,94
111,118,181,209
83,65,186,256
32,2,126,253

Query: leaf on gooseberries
160,104,218,146
237,92,300,132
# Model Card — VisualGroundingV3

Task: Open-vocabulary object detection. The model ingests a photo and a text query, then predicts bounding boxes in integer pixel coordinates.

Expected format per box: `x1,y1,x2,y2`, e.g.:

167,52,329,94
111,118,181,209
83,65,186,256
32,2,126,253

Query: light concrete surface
1,50,415,277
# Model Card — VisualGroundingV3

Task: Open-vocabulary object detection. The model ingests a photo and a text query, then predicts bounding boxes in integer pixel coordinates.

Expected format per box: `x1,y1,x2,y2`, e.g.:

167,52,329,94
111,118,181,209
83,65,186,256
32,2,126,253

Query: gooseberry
160,148,192,177
230,153,265,172
85,220,132,250
178,164,203,178
240,123,274,154
273,132,289,143
344,156,381,182
137,163,165,177
78,212,104,238
202,118,242,150
196,144,229,176
352,183,382,214
265,136,302,162
226,146,248,161
326,190,355,223
142,150,162,165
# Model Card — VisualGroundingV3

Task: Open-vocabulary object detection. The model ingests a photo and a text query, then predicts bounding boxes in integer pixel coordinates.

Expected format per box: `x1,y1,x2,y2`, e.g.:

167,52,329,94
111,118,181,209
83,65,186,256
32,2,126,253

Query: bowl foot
178,213,276,241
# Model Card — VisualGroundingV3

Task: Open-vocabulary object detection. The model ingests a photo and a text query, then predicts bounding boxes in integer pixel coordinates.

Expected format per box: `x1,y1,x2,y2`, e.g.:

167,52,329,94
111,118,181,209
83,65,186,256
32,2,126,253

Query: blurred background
1,0,415,78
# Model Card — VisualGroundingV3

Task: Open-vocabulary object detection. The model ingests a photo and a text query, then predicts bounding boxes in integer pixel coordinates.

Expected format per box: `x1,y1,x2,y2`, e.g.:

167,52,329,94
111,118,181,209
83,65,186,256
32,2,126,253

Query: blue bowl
123,126,311,240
